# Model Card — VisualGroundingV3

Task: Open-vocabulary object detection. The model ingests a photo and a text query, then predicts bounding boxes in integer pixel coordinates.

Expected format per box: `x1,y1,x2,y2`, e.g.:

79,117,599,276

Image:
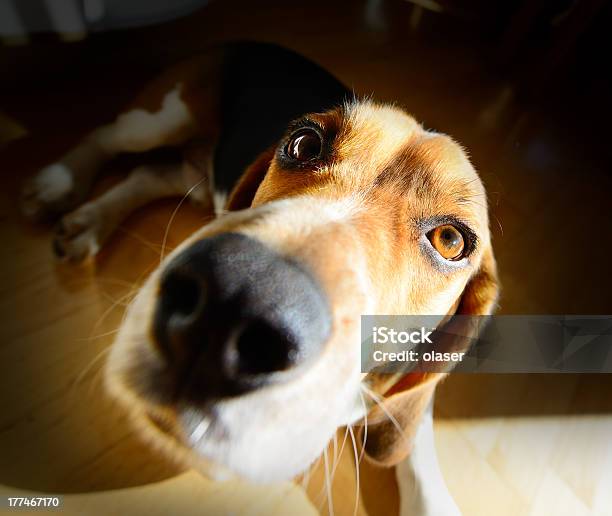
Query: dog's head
105,100,498,481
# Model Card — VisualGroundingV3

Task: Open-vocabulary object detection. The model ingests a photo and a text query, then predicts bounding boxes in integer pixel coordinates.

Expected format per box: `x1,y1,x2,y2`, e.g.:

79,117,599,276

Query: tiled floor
1,0,611,514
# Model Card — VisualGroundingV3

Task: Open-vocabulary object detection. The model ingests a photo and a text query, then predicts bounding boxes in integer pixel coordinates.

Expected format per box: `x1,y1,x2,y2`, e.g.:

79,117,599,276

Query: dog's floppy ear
361,246,499,467
226,147,276,211
454,245,499,317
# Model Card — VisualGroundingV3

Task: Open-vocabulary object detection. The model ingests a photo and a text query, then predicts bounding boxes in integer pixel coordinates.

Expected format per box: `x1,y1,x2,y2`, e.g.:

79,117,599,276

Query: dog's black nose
153,233,331,401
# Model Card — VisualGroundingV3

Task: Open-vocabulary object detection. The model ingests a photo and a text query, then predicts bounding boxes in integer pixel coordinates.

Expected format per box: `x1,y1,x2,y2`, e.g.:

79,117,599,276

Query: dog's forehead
335,102,479,184
336,101,421,165
329,101,488,228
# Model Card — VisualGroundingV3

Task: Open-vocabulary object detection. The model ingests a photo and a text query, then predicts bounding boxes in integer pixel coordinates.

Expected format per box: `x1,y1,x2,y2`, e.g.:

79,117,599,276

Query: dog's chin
141,408,235,481
106,316,365,482
109,371,363,483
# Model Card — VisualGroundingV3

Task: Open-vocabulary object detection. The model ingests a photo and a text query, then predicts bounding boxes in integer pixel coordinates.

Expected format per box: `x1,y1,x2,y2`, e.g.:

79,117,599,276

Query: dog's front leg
21,85,199,222
396,397,461,516
52,162,211,262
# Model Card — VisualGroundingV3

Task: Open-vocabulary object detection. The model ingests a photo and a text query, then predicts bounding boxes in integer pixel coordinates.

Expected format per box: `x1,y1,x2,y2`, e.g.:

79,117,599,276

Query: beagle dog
21,42,499,515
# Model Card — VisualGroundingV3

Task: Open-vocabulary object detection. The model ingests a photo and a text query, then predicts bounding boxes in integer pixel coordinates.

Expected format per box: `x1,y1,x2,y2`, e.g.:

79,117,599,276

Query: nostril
160,271,203,320
235,320,297,375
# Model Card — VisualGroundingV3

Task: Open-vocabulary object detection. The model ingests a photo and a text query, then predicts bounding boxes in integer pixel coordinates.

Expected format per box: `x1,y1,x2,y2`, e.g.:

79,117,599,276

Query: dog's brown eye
286,129,322,161
428,225,465,260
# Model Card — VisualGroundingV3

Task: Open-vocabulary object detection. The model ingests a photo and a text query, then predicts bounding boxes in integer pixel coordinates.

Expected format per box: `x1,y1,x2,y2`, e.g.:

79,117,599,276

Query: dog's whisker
315,440,338,509
329,426,350,481
102,271,153,332
90,289,138,338
361,385,408,442
90,276,141,288
87,355,110,397
159,177,207,263
348,424,361,516
300,462,312,491
98,288,136,303
91,269,153,332
323,445,334,516
358,390,369,465
303,453,322,494
315,444,330,507
98,289,137,309
117,227,165,253
97,285,139,312
328,439,341,493
76,327,120,342
70,346,112,400
313,428,350,509
332,431,339,475
494,213,504,237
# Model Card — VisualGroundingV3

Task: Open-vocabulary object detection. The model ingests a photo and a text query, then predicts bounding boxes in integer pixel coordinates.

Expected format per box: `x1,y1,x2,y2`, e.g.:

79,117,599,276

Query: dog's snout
154,233,331,400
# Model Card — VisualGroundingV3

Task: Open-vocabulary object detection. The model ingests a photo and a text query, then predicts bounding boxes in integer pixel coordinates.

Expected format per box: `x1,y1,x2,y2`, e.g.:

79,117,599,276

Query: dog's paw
21,163,78,221
53,204,105,262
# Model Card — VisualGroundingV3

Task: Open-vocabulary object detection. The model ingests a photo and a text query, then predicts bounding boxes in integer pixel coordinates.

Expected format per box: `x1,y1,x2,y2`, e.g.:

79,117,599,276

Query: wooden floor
1,1,611,514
